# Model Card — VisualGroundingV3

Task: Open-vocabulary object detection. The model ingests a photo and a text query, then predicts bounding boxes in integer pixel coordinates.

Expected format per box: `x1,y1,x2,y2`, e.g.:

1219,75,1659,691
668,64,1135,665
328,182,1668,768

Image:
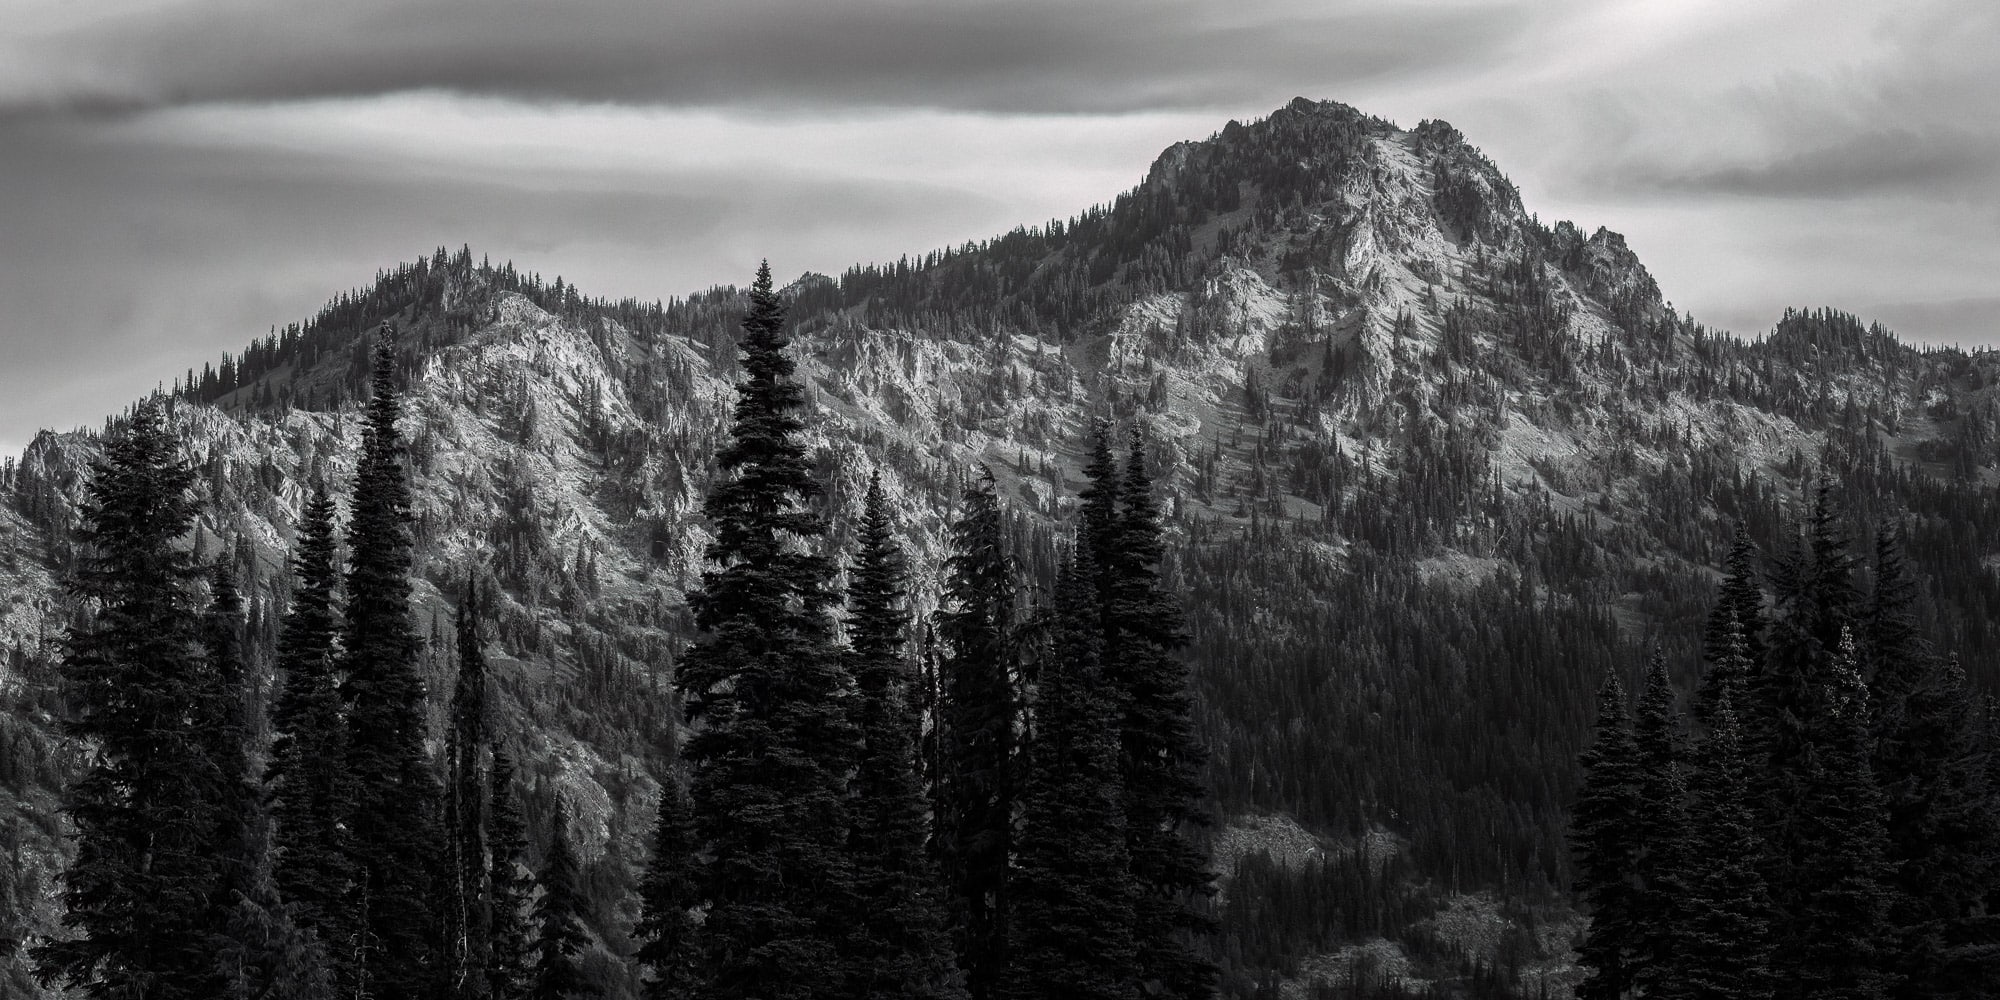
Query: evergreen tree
678,262,860,999
1875,653,1999,997
844,472,967,1000
1859,521,1968,997
532,799,590,1000
1077,428,1122,620
340,326,445,997
634,774,700,1000
1697,610,1758,736
1784,633,1896,1000
1665,694,1776,1000
999,556,1137,1000
446,578,493,999
1108,435,1216,998
489,745,536,1000
1698,525,1765,731
1703,523,1768,675
1571,669,1643,1000
200,561,260,917
1759,483,1860,775
1862,520,1928,714
34,400,228,1000
1755,483,1861,922
267,478,356,979
1630,650,1692,996
935,468,1018,1000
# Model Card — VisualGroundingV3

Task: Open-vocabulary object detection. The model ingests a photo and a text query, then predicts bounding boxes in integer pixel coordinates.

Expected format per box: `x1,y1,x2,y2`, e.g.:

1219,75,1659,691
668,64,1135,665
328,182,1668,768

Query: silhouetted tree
935,468,1018,1000
1571,669,1642,1000
532,799,589,1000
446,578,493,999
844,472,967,999
35,401,228,1000
267,479,356,983
634,774,699,1000
1665,695,1776,1000
1000,556,1137,1000
340,326,445,996
678,263,860,999
1108,436,1216,998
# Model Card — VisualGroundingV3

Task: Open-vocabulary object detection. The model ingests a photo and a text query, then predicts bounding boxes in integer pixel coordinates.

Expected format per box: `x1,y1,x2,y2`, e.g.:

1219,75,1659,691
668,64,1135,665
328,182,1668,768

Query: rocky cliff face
3,98,1997,996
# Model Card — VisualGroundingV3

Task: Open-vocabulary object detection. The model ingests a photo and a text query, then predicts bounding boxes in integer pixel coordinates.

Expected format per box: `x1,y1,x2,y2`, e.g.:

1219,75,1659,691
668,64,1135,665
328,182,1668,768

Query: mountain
4,97,1999,997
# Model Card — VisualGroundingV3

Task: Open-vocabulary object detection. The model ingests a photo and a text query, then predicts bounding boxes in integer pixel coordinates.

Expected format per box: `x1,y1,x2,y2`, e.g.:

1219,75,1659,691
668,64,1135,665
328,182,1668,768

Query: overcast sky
3,0,1996,458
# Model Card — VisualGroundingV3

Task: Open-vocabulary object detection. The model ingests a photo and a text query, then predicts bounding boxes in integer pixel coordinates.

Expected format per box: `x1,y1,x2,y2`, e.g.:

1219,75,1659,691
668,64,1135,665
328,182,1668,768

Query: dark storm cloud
3,0,1525,116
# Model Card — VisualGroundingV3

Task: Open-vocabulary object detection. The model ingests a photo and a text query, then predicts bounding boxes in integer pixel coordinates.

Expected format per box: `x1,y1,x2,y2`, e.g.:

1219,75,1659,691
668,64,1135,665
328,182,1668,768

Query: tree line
31,263,1217,1000
1570,498,2000,999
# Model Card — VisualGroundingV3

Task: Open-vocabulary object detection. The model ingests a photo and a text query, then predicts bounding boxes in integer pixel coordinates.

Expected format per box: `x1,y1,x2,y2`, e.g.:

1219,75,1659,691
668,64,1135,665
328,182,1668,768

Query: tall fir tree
268,478,357,982
1698,524,1765,731
1077,429,1122,624
999,556,1138,1000
844,472,967,999
532,799,590,1000
489,745,536,1000
1860,521,1952,997
1875,651,1999,996
1862,520,1928,714
1755,482,1861,927
340,326,445,997
1703,524,1768,672
678,262,861,999
34,400,228,1000
1630,650,1692,996
935,468,1018,1000
200,561,260,917
1858,525,2000,989
634,773,700,1000
1570,668,1643,1000
1664,694,1776,1000
1783,632,1897,1000
1759,482,1859,776
1107,434,1216,998
446,578,493,999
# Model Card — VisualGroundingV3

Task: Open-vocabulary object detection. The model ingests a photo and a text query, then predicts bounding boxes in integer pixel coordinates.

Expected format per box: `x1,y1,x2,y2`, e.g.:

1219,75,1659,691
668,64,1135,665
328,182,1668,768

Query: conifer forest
3,99,2000,1000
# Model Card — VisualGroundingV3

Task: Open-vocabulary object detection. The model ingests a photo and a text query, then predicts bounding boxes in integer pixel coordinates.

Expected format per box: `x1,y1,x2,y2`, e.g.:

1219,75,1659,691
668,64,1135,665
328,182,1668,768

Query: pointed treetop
1597,667,1630,716
1696,609,1756,730
1831,627,1870,721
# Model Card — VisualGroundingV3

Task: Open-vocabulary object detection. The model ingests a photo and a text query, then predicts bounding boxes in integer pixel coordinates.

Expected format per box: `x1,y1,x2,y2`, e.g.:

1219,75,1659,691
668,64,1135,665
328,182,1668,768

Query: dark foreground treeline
1570,503,2000,999
29,265,1215,1000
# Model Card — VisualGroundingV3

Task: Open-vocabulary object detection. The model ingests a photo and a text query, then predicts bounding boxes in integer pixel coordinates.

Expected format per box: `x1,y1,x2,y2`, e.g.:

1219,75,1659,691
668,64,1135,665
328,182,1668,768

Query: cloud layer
2,1,1523,115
